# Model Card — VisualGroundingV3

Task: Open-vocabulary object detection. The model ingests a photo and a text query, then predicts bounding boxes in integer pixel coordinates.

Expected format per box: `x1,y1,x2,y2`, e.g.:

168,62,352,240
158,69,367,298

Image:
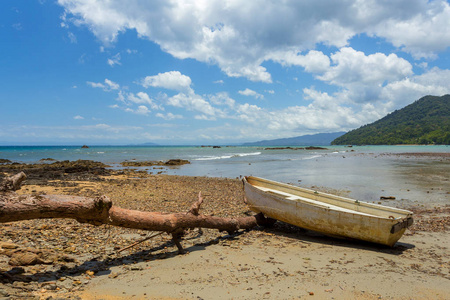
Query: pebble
1,165,448,299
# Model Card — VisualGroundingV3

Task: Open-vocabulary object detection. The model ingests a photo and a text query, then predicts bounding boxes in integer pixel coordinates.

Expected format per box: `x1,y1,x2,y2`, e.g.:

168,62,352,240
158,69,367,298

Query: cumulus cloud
273,47,413,105
381,67,450,107
141,71,224,118
73,115,84,120
135,105,151,115
269,50,331,74
369,1,450,59
123,106,150,115
127,92,161,110
58,0,450,82
208,92,235,108
238,88,264,100
234,89,364,136
166,91,219,117
141,71,192,92
308,47,414,105
87,62,449,141
59,1,450,141
318,48,413,86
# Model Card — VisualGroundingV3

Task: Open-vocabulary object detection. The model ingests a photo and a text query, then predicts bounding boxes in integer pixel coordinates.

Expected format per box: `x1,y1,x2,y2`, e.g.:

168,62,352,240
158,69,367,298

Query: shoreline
1,155,449,299
1,144,449,165
382,152,450,158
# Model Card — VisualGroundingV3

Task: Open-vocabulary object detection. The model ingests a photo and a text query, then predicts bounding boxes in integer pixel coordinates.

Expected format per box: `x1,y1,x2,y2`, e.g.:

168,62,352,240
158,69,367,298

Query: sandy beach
0,154,449,299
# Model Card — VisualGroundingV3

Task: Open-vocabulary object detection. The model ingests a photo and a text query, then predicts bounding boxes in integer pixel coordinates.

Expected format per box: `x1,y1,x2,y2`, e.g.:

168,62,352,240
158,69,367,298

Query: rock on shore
0,159,449,299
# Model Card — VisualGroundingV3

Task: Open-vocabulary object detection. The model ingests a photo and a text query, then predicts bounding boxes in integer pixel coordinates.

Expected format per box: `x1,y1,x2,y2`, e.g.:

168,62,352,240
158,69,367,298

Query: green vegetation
331,95,450,145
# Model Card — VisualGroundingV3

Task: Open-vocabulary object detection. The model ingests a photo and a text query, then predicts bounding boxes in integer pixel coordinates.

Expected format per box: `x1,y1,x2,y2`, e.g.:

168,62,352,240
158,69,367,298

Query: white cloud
73,115,84,120
156,112,183,120
104,79,120,90
269,50,331,74
381,67,450,107
135,105,150,115
142,71,192,92
87,78,120,91
369,1,450,59
123,105,150,115
127,92,160,110
92,123,111,130
116,91,125,102
139,71,228,117
238,88,264,100
166,91,218,116
318,48,412,87
208,92,235,108
58,0,450,82
107,53,121,66
57,1,450,142
233,88,363,135
275,47,416,108
1,123,145,142
67,31,77,43
195,115,216,121
87,81,105,89
236,103,263,124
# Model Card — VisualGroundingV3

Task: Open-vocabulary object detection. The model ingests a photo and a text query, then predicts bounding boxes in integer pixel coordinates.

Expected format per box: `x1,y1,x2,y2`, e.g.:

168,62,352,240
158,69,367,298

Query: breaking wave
194,151,261,161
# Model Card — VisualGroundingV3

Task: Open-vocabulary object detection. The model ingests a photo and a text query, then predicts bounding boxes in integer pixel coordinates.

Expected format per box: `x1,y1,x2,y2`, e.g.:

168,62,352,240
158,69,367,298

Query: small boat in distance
243,176,413,246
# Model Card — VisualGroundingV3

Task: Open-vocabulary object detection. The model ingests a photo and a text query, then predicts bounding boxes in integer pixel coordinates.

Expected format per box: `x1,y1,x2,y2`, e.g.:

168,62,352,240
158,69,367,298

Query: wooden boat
243,176,413,246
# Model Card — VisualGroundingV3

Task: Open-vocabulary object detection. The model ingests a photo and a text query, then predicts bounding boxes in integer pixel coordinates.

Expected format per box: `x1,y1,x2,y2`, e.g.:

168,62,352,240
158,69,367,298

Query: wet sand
0,154,449,299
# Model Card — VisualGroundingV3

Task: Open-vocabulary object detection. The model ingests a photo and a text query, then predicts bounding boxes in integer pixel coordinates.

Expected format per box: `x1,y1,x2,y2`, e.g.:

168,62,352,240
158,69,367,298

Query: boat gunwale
243,176,413,246
244,176,413,219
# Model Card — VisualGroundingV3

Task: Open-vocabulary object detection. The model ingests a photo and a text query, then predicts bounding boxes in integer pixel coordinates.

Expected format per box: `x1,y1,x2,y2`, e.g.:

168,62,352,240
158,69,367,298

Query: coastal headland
0,154,449,299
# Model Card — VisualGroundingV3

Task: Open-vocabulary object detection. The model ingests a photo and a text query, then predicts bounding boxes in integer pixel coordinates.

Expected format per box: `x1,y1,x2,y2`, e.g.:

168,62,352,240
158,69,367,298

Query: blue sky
1,0,450,145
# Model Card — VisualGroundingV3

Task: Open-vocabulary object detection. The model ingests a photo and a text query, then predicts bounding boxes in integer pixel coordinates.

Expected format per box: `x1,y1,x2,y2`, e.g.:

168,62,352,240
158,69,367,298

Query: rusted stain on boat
243,176,413,246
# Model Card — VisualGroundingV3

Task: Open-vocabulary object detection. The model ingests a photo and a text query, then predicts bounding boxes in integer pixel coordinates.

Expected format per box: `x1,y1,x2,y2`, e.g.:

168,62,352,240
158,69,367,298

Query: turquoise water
1,145,448,164
1,145,449,206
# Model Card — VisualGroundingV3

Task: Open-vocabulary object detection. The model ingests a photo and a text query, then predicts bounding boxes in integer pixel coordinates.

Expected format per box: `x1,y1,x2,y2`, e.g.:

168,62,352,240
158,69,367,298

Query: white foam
303,155,321,160
194,151,261,161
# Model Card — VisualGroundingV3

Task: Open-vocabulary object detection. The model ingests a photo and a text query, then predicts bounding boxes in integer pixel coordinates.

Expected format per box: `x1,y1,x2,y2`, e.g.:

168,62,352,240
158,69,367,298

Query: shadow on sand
1,221,414,285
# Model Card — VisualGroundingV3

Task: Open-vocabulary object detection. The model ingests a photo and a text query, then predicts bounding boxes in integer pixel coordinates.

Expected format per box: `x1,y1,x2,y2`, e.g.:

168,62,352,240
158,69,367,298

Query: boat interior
246,176,412,220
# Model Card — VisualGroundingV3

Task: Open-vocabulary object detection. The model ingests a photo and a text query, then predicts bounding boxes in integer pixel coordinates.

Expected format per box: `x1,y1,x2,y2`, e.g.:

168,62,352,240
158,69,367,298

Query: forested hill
331,95,450,145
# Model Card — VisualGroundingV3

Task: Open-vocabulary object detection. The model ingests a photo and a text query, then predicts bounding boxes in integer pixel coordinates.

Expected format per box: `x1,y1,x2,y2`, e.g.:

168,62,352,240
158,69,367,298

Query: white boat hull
243,176,413,246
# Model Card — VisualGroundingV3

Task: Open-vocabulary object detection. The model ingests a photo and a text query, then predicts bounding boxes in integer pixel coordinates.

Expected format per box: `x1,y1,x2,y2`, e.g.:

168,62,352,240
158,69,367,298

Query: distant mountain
137,142,159,146
242,132,346,146
332,94,450,145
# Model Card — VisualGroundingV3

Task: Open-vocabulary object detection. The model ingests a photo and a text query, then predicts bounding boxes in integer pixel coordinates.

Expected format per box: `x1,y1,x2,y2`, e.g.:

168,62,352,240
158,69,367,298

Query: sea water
1,145,449,206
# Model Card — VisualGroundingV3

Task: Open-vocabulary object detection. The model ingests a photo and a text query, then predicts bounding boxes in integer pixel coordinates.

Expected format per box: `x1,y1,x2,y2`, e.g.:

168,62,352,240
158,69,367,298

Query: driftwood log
0,172,274,253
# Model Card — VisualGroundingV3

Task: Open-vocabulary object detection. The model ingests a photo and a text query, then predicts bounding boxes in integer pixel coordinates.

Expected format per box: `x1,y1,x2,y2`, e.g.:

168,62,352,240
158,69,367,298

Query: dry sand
1,157,449,300
80,230,449,300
